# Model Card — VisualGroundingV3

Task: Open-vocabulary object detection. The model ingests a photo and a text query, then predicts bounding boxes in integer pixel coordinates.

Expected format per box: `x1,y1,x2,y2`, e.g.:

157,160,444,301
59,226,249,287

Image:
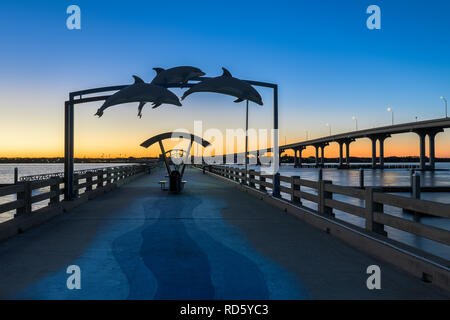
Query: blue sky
0,0,449,157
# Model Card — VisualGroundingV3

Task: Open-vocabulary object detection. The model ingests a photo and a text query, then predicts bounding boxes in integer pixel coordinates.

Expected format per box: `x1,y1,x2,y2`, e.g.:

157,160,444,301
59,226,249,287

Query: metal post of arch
63,77,279,200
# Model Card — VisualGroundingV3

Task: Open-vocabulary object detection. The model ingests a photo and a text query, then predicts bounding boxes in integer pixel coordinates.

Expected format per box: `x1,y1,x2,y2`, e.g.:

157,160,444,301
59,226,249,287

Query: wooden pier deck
0,166,448,299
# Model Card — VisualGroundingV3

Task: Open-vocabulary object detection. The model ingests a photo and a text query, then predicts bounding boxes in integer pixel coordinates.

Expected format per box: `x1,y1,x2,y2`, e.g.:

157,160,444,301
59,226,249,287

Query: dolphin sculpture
181,68,263,105
151,66,206,85
94,75,182,118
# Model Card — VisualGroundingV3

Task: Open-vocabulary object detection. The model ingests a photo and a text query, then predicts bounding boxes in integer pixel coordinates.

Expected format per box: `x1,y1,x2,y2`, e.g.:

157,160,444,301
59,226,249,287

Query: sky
0,0,449,158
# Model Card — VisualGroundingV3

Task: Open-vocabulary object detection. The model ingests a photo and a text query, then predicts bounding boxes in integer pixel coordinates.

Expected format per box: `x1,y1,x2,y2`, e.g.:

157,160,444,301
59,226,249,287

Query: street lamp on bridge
352,116,358,131
325,123,331,136
441,96,448,118
387,107,394,125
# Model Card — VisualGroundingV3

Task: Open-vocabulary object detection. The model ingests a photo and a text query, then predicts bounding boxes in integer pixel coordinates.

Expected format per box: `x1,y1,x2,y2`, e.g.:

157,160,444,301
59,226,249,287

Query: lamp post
352,116,358,131
441,96,448,118
244,100,249,183
325,123,331,136
387,107,394,125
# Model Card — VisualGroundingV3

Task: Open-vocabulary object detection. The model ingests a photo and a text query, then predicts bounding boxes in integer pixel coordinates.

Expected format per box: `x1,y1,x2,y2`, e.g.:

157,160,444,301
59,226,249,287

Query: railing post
259,175,267,192
17,182,32,216
74,174,79,197
272,173,280,198
249,170,256,188
359,169,364,189
86,172,93,192
365,187,387,236
97,170,103,188
318,180,333,216
107,169,112,184
318,168,323,181
49,179,60,205
412,172,421,199
291,175,301,205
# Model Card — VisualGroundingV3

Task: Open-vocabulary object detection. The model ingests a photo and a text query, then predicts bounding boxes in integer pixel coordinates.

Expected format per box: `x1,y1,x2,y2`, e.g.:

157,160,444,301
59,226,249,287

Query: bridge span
280,117,450,170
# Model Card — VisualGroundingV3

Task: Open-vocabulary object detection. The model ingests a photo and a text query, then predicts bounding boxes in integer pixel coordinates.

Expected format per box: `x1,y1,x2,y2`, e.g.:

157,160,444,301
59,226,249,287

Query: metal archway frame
64,76,279,200
140,131,211,179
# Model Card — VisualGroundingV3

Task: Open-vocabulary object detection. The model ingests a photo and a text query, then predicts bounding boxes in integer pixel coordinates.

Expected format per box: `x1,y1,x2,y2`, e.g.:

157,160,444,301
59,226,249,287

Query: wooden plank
0,184,24,197
324,199,366,218
279,175,291,183
324,184,365,200
373,193,450,218
374,212,450,245
0,200,24,214
298,179,318,189
296,191,318,203
279,185,291,194
31,191,57,204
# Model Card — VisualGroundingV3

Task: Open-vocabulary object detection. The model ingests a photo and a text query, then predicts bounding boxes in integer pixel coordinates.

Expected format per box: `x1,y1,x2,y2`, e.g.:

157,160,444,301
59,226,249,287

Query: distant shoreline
1,157,450,164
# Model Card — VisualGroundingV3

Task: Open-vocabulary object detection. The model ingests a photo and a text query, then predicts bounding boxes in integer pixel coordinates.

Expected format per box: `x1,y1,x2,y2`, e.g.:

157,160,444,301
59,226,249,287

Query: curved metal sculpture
181,67,263,106
140,132,211,194
94,75,182,118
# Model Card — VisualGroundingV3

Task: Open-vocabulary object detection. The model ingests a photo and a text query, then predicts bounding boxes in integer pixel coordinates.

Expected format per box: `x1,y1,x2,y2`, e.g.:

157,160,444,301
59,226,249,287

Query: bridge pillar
320,145,325,166
418,132,426,170
298,147,304,168
338,142,344,167
428,129,443,170
294,148,299,168
379,135,388,168
315,146,319,167
345,140,352,164
370,137,377,169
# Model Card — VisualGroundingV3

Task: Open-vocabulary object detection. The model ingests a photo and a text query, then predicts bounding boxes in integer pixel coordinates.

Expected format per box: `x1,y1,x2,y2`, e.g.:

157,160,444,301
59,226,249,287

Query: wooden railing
0,164,151,220
204,165,450,248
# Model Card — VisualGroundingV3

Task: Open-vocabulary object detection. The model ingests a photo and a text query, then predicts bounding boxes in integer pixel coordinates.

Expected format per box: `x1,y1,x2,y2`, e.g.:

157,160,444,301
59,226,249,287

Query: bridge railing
0,164,152,223
202,165,450,249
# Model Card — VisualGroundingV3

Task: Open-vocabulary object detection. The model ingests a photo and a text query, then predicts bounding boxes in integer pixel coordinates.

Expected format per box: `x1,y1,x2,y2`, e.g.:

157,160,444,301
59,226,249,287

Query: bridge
281,117,450,170
0,165,449,299
223,117,449,171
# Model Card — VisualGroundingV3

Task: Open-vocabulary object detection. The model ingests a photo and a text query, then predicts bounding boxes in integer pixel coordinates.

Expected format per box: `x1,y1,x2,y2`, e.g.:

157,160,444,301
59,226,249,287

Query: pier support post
412,172,421,199
249,170,255,188
14,168,18,184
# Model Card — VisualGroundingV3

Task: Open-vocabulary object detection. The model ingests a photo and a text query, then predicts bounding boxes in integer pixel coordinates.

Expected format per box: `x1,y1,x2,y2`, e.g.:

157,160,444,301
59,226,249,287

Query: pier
0,165,448,299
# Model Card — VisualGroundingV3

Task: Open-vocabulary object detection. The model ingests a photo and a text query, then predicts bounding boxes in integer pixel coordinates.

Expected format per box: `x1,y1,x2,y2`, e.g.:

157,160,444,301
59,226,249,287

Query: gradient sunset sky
0,0,449,158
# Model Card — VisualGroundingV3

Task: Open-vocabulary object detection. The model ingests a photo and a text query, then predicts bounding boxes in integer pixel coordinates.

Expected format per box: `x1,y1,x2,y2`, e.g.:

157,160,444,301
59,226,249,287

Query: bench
158,180,168,191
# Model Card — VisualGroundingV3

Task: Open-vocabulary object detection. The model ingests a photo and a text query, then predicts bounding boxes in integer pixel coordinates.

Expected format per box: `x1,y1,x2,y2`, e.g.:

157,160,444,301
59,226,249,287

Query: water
230,162,450,260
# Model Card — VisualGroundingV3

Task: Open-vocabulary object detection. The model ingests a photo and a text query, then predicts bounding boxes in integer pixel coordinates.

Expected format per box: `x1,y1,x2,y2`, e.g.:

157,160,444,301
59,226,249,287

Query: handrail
201,164,450,250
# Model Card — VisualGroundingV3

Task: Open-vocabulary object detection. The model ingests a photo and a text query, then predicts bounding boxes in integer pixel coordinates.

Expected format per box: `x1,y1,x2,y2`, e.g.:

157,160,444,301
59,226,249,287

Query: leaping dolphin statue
151,66,206,85
94,75,182,118
181,68,263,106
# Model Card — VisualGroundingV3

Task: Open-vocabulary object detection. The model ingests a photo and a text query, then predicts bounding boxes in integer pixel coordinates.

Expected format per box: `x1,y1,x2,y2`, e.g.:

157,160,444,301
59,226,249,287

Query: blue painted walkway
0,167,448,299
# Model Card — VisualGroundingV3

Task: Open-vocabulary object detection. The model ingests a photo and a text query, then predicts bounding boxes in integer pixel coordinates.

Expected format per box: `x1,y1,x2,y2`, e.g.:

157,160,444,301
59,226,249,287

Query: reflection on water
231,163,450,260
